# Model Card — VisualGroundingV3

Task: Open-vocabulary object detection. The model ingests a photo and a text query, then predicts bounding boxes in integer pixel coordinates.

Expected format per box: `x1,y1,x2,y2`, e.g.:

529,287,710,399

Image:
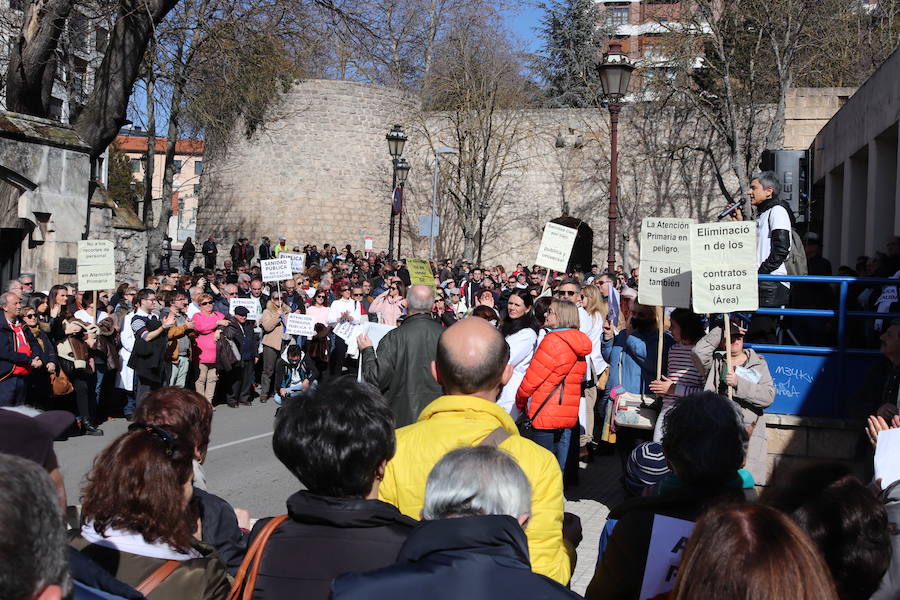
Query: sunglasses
352,293,363,297
23,313,36,319
316,295,326,298
21,282,33,287
200,301,213,306
271,296,282,300
557,290,577,296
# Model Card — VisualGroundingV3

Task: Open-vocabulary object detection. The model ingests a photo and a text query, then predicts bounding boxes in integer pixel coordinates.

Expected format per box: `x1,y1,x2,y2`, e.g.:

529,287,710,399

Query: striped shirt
662,343,705,408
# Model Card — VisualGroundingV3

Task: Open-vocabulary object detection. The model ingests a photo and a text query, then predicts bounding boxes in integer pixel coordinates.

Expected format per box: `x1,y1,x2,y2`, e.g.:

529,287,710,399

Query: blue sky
503,2,544,53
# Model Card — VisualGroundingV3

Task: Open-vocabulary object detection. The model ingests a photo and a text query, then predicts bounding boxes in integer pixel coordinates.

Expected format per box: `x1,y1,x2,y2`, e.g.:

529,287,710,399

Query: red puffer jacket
515,328,592,430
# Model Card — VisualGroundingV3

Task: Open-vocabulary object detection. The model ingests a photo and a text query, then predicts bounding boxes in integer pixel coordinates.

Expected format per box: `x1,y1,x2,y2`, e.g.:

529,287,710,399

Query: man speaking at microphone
725,171,792,343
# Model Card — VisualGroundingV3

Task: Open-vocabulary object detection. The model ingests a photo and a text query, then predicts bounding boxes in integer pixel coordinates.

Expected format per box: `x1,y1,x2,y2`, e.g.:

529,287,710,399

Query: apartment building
115,130,205,241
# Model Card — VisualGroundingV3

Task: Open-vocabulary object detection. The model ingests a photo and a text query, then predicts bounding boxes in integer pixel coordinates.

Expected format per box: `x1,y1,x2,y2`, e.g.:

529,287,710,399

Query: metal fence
749,274,900,417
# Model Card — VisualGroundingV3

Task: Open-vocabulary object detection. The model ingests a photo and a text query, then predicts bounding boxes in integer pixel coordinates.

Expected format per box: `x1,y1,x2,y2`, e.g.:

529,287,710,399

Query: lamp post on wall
597,40,634,273
394,157,411,259
386,124,408,260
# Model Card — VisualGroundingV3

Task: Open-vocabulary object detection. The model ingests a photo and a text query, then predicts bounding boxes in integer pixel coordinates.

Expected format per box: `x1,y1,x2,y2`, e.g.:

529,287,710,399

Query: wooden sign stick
93,290,98,325
723,313,734,401
656,305,664,381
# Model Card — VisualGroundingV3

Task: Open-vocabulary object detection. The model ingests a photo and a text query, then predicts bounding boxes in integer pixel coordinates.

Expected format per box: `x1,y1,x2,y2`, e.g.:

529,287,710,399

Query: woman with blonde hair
516,298,592,469
192,293,229,405
580,285,609,456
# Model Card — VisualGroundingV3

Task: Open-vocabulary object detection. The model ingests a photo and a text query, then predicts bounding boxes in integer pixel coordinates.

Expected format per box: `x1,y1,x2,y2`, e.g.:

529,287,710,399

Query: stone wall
783,87,857,151
763,414,866,485
198,80,730,269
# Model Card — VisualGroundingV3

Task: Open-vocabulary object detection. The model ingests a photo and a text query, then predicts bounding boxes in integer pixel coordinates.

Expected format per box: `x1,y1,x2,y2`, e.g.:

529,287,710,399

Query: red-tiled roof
114,135,204,155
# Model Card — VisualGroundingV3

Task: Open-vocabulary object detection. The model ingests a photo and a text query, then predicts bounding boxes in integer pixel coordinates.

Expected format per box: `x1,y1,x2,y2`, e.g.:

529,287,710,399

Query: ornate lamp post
597,40,635,273
386,124,408,260
394,157,411,258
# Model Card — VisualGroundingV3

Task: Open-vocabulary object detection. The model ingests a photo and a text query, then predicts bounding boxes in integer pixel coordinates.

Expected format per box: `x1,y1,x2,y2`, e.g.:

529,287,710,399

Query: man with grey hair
0,454,70,600
332,446,580,600
358,284,443,427
0,291,44,406
186,285,203,319
729,170,793,342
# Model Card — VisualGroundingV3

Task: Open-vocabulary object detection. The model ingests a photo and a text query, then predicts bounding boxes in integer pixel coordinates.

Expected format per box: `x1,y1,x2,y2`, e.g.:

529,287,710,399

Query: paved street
56,402,624,595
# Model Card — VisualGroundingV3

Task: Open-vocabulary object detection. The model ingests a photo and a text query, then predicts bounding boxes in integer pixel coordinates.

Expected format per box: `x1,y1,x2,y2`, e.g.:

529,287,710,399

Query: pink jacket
192,311,224,364
369,293,405,326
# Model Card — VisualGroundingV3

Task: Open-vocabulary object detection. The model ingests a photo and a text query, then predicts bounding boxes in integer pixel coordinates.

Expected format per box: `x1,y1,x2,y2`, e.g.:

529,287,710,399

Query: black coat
250,491,416,600
128,318,168,384
332,515,582,600
195,487,248,576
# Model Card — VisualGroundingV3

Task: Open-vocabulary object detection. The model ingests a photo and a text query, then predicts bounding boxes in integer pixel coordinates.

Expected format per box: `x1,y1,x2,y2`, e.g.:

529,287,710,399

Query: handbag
516,364,573,432
228,514,289,600
612,357,658,431
50,370,74,397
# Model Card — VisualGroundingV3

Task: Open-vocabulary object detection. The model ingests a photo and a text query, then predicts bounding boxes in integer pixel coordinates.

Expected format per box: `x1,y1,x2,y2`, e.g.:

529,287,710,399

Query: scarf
28,324,45,351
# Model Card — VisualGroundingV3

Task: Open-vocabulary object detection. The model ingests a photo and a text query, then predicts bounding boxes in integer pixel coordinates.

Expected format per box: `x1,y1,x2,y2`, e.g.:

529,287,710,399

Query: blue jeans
528,427,572,470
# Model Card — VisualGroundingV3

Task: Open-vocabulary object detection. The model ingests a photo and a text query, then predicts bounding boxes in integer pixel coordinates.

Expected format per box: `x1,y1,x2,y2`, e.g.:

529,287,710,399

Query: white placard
638,218,694,308
875,428,900,486
365,322,396,350
284,313,316,337
333,321,361,343
229,298,260,321
364,236,374,253
690,222,759,313
639,515,696,600
535,223,578,272
261,258,292,282
77,240,116,291
279,252,305,273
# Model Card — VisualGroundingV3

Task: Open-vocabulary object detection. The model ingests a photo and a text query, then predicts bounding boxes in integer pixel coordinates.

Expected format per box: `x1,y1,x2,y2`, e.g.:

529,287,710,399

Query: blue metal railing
748,274,900,417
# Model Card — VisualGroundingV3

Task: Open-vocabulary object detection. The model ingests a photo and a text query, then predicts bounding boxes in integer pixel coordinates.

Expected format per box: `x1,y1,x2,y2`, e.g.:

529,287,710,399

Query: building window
194,160,203,175
193,184,201,195
606,6,630,26
131,159,141,173
10,0,24,10
173,159,182,172
95,27,108,53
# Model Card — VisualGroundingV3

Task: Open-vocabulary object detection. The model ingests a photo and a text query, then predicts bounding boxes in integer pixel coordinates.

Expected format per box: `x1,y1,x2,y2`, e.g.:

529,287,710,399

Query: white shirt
497,327,538,418
187,302,201,319
756,203,792,285
74,309,109,323
328,298,363,325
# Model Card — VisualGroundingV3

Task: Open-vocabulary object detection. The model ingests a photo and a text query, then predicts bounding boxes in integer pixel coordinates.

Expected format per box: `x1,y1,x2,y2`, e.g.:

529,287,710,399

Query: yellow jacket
379,394,574,585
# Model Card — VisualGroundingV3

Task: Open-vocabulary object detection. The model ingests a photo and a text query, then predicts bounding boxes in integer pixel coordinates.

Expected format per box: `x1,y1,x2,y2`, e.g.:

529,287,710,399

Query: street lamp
394,157,411,258
429,146,458,260
386,124,408,260
597,40,635,273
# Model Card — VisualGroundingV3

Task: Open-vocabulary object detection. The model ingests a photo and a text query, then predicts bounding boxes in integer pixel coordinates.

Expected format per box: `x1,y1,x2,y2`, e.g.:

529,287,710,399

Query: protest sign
279,252,305,273
364,236,374,254
284,313,316,337
406,258,435,288
638,218,693,309
690,222,758,313
261,258,292,282
535,223,578,272
333,321,362,343
77,240,115,291
639,515,696,600
229,298,260,321
365,322,396,350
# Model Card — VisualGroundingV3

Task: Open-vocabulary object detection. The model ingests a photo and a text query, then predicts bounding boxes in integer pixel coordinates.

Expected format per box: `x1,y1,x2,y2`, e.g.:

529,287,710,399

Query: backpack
785,228,808,276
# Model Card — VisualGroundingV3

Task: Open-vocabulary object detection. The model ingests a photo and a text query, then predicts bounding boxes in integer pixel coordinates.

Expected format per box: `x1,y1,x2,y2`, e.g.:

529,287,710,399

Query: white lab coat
497,327,538,420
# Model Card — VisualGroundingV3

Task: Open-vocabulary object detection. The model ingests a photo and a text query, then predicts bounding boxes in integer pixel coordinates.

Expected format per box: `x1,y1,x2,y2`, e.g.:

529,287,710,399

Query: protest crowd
4,171,900,600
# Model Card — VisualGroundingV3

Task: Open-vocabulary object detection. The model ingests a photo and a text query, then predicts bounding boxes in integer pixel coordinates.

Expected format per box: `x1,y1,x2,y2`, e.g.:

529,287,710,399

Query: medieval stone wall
198,79,730,269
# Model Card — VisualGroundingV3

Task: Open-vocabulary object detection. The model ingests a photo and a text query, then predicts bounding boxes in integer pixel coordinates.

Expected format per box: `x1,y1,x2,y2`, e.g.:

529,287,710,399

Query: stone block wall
784,87,857,151
763,414,867,484
198,80,729,269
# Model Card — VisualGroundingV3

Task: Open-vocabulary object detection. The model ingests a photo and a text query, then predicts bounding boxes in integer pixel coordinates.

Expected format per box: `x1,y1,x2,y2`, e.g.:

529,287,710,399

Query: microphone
717,197,747,221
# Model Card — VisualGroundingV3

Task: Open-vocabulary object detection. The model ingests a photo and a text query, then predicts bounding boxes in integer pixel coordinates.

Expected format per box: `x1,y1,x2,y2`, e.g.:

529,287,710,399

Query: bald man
377,318,577,585
358,284,443,426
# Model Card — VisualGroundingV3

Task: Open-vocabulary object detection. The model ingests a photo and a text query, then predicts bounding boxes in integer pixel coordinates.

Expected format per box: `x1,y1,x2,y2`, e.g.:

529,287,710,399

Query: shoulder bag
612,354,658,431
516,363,574,433
228,514,289,600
